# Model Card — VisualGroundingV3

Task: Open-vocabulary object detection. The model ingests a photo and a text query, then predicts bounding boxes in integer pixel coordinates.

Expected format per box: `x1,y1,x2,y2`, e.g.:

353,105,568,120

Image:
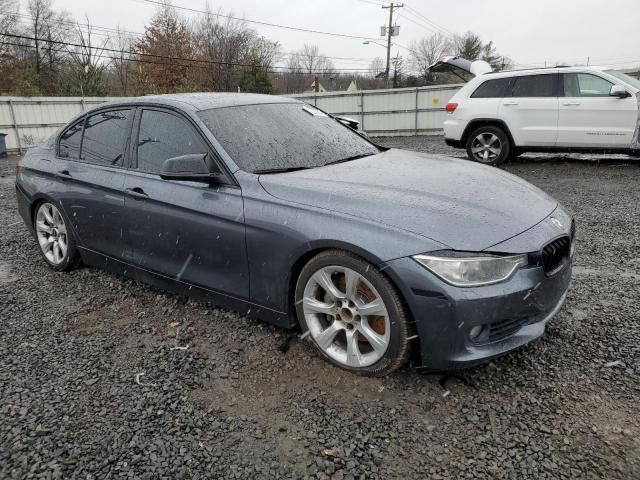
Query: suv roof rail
500,65,573,73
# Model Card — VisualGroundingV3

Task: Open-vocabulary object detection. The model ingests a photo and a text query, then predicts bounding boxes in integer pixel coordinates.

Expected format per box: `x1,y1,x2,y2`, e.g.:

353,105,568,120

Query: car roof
94,92,302,113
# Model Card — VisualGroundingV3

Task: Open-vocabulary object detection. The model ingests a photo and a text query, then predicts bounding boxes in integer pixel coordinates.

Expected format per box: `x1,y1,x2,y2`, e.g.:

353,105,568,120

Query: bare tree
369,56,384,77
409,33,452,82
110,25,136,95
290,44,334,74
25,0,72,91
0,0,19,57
192,4,279,92
65,17,109,96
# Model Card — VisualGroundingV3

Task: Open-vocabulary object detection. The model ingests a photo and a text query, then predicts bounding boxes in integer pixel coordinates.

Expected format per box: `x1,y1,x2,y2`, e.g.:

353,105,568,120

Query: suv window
471,78,511,98
562,73,613,97
136,110,210,174
59,119,84,159
510,74,556,97
81,110,132,166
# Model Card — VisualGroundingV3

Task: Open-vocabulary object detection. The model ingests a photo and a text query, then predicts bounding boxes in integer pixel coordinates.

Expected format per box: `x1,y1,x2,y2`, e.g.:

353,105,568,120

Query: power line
0,33,375,75
139,0,380,41
9,11,379,64
402,3,453,36
350,0,387,6
396,10,441,36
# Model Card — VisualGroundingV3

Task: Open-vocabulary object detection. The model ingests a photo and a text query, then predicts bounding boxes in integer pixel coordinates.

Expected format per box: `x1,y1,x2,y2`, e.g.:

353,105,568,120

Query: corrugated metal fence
289,84,462,137
0,97,121,153
0,85,462,153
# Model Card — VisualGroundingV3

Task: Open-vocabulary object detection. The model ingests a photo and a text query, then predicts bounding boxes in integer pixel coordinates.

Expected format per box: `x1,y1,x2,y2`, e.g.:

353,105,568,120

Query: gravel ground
1,139,639,479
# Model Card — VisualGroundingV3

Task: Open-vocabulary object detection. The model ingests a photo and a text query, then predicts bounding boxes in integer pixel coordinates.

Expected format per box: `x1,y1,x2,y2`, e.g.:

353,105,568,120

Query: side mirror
160,153,221,183
610,84,631,99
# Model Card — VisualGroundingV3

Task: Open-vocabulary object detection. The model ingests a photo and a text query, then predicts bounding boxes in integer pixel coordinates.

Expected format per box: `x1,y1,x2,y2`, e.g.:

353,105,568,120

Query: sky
25,0,640,72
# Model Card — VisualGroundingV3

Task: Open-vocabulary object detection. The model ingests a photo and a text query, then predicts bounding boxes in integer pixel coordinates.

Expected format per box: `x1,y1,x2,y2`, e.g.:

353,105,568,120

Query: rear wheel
34,202,80,271
466,126,511,165
295,250,412,377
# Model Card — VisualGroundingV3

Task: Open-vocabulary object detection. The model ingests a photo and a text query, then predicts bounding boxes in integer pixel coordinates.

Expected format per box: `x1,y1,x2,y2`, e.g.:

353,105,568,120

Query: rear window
471,78,511,98
81,110,132,166
510,74,556,97
58,120,84,159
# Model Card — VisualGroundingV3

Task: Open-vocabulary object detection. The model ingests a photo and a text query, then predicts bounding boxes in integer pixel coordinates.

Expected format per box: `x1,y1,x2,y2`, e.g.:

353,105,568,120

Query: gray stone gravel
1,140,639,479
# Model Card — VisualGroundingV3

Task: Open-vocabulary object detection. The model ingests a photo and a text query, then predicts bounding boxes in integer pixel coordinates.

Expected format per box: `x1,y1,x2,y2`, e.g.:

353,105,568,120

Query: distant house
305,78,360,93
306,80,328,93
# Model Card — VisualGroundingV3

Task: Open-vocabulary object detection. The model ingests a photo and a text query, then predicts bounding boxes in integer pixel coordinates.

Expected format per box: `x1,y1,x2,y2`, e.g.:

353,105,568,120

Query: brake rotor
332,272,386,336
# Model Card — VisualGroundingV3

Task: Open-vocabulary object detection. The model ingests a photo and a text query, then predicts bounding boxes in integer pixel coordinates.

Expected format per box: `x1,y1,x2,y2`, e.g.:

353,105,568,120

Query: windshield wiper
324,152,376,166
253,166,314,174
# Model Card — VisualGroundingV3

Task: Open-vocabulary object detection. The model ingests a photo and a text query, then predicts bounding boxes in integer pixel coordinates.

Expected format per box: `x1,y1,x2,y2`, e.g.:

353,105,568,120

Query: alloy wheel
302,266,390,368
36,203,68,265
471,132,502,163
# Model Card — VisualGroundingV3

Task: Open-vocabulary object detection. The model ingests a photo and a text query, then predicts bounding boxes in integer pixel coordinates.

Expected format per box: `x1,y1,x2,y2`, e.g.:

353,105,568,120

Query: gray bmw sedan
15,93,574,376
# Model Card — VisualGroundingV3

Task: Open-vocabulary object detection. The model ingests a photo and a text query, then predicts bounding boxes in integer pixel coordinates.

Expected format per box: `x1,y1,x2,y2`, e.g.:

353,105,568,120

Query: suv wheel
466,126,510,165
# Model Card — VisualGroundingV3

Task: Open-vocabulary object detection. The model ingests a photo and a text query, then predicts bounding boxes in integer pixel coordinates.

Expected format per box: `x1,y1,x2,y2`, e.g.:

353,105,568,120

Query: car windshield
197,103,379,173
604,70,640,90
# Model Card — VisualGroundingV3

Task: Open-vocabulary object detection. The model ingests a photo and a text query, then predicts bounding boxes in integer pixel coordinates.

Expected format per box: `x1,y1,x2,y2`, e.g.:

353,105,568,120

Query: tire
33,201,81,272
465,125,511,166
295,249,413,377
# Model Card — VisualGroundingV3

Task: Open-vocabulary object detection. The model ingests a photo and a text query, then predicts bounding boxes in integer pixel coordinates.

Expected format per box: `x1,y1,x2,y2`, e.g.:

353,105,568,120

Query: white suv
442,65,640,165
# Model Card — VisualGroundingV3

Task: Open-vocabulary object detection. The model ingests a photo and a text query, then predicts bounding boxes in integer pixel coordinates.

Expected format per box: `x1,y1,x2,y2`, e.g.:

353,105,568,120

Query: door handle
563,102,581,106
125,187,149,199
58,169,72,180
503,101,519,106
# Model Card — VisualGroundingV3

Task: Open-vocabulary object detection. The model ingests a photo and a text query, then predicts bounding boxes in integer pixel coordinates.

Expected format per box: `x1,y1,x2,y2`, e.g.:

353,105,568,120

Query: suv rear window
471,78,511,98
510,74,556,97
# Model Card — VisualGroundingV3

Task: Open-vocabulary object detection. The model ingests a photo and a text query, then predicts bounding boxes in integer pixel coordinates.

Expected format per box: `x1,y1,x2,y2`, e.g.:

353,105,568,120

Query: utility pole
382,2,402,88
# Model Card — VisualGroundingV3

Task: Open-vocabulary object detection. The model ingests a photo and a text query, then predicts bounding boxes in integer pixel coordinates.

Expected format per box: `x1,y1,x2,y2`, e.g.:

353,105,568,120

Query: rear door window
81,109,132,166
135,110,211,174
510,74,557,97
471,78,512,98
562,73,613,97
58,119,84,159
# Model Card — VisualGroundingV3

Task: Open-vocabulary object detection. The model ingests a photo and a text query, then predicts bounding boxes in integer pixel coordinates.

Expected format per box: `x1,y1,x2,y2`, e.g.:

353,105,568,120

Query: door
122,108,249,298
498,73,559,146
56,109,132,258
557,72,637,148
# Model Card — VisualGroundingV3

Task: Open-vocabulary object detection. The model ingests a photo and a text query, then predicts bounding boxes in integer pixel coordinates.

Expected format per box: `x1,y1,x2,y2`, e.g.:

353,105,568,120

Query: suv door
557,72,637,148
498,73,559,146
56,108,133,258
122,107,249,298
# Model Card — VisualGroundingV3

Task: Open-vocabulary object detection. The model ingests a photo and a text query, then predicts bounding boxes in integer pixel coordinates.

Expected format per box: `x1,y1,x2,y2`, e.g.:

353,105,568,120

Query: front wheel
295,250,412,377
466,126,511,165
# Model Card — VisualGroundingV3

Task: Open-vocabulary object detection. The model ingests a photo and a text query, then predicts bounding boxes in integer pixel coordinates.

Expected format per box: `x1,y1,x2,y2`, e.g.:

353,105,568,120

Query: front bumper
386,255,572,370
444,138,463,149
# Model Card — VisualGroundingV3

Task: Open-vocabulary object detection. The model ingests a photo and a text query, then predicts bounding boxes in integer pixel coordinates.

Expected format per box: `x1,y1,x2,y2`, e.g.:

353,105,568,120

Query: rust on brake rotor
333,273,386,336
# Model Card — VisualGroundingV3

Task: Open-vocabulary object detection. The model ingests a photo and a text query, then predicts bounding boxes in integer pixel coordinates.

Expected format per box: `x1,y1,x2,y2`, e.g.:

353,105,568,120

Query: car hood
258,149,558,252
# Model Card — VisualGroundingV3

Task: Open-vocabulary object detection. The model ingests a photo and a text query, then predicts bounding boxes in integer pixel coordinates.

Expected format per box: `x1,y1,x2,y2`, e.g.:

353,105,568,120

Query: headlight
413,252,528,287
